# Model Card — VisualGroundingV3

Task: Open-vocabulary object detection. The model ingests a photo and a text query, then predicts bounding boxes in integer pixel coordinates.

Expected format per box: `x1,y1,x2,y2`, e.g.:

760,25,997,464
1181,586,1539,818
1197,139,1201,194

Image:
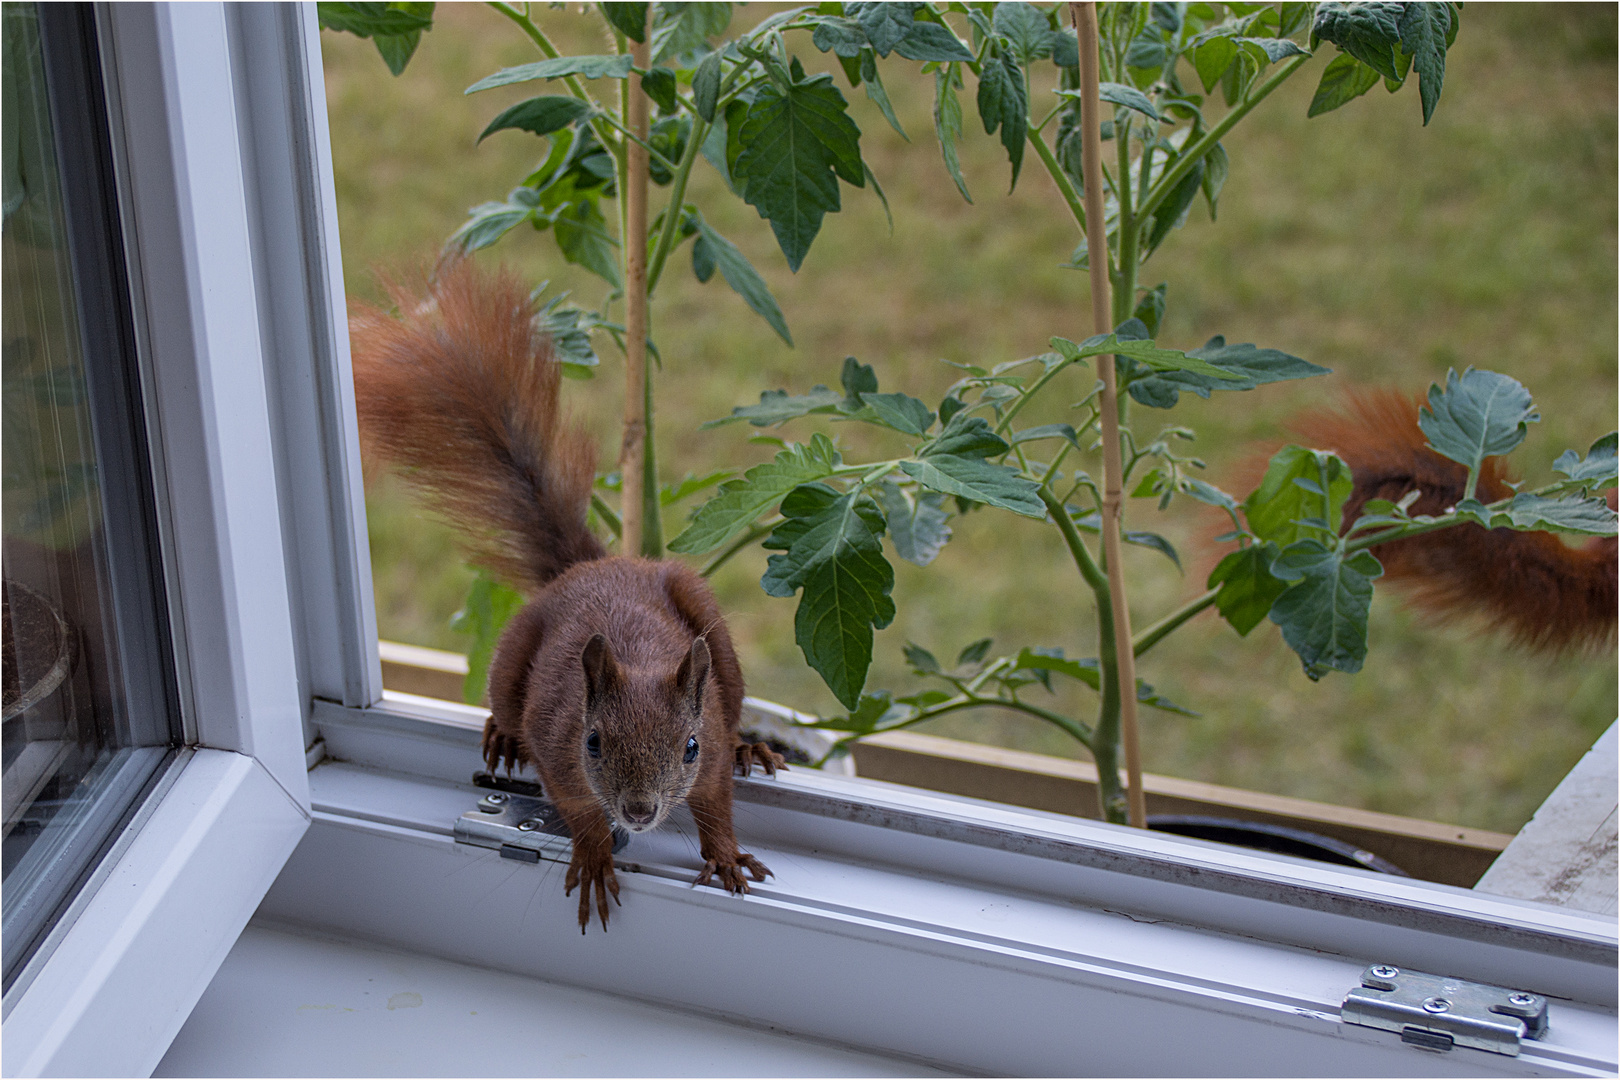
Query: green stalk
1132,588,1217,658
1137,53,1310,223
646,116,711,295
700,516,781,578
993,356,1077,436
486,2,623,163
1027,129,1087,232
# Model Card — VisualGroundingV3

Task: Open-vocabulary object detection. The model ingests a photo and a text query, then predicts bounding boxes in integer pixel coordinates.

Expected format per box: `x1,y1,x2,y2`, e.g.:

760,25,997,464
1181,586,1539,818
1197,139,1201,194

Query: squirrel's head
577,633,709,833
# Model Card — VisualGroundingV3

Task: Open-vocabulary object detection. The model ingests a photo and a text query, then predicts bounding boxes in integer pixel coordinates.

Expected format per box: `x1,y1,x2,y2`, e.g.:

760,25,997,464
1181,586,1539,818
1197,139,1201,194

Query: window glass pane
2,2,179,988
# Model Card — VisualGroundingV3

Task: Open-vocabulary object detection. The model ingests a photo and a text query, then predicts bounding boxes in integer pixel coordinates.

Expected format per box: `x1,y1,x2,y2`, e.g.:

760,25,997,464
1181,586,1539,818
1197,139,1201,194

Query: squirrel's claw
694,851,771,894
566,848,620,932
734,740,787,778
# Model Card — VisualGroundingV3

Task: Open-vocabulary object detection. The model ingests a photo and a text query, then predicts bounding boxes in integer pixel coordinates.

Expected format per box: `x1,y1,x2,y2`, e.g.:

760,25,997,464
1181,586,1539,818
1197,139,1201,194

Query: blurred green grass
323,4,1617,834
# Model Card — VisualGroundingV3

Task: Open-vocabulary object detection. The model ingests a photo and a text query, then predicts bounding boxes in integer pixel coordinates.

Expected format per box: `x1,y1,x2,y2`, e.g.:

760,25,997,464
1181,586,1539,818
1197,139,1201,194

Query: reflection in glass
2,2,178,988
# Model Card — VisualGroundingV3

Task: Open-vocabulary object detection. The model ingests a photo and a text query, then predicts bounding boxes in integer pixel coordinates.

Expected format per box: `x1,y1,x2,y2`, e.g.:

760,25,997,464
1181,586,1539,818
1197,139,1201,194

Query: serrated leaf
691,49,722,121
1236,36,1310,63
1244,445,1352,546
956,637,993,665
852,0,920,57
317,2,433,38
894,21,975,62
859,392,935,436
1124,530,1180,569
1418,368,1538,478
1124,335,1329,408
1268,541,1383,679
1096,80,1161,122
1311,1,1404,81
933,66,973,203
703,385,844,429
691,219,793,345
812,15,868,57
859,49,908,139
976,49,1027,190
373,29,425,76
901,455,1045,517
1207,541,1286,635
466,54,633,93
534,293,604,378
600,2,647,41
1053,331,1244,382
993,2,1052,63
448,200,533,253
478,95,594,142
1552,433,1618,491
1144,159,1203,256
1453,493,1618,537
761,485,895,708
1010,423,1080,448
641,65,678,114
1397,1,1452,124
449,570,525,705
668,434,842,553
650,2,732,64
903,641,941,673
731,72,863,272
1308,51,1380,117
925,411,1010,459
877,482,952,566
553,198,621,287
840,356,878,405
1193,33,1237,92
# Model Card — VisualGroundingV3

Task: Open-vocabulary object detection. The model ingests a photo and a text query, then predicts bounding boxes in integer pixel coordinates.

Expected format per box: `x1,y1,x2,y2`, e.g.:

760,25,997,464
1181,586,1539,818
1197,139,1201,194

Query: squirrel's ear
581,633,621,708
675,637,710,708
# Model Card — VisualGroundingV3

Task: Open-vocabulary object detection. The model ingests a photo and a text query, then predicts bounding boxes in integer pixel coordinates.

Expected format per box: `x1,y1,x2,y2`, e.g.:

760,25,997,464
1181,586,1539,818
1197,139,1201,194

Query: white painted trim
1,751,308,1077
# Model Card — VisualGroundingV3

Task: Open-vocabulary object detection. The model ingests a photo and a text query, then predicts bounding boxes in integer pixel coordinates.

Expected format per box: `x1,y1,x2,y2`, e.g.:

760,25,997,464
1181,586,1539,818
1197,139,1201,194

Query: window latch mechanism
1341,964,1548,1056
453,777,628,864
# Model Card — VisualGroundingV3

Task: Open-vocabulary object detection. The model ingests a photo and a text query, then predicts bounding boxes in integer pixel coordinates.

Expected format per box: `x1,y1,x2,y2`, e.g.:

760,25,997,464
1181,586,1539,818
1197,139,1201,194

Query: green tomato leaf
731,71,864,272
1010,423,1080,448
1551,433,1619,492
901,454,1045,518
553,198,621,288
641,66,678,114
924,411,1010,459
317,1,433,38
1182,478,1239,512
466,54,633,93
956,637,994,666
599,2,647,42
812,16,868,58
702,386,845,429
1397,0,1453,124
840,356,878,405
373,29,426,76
650,2,732,64
1267,541,1383,680
1200,141,1229,220
534,292,604,379
1207,541,1287,636
690,233,716,282
692,218,793,345
660,469,733,507
894,21,975,62
876,482,951,567
860,392,936,436
691,50,722,121
1052,330,1245,383
1417,368,1538,478
976,49,1028,190
761,484,895,709
1452,493,1618,537
1243,445,1353,546
1308,51,1380,117
1011,648,1197,714
449,570,525,706
993,2,1053,64
1124,530,1180,569
851,0,919,57
903,642,941,673
1311,1,1404,81
1124,335,1329,409
448,198,533,253
933,66,973,203
1192,33,1237,92
859,50,908,140
668,433,842,553
478,95,594,142
1095,80,1161,122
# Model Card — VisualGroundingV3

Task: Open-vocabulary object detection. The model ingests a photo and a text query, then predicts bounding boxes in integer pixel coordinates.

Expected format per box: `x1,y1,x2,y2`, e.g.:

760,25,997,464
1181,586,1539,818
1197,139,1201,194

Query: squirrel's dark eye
586,730,601,758
683,736,699,764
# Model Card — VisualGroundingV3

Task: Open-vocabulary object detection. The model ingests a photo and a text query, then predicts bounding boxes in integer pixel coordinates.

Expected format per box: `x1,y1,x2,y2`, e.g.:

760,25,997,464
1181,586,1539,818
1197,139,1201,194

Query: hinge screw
517,818,541,831
483,792,508,804
1370,965,1399,979
1422,997,1451,1014
1508,993,1537,1007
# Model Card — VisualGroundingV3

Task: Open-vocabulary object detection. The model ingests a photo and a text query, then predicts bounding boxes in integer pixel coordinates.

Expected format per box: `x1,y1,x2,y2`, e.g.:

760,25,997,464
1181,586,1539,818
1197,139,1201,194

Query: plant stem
1132,588,1217,658
590,492,623,539
646,116,711,295
618,33,656,557
1028,127,1087,231
1075,1,1144,829
994,357,1077,437
486,2,621,160
1137,53,1310,223
700,516,781,577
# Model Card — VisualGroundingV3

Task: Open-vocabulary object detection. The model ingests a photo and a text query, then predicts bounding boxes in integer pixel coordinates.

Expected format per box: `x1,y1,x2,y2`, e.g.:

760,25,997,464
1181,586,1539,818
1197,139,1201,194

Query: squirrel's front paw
694,851,772,894
565,847,620,932
734,740,787,777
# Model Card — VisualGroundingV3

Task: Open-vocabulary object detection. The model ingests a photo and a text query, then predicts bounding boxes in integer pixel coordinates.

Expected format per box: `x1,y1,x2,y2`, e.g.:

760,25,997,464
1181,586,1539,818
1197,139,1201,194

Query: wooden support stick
1073,1,1147,829
618,35,651,557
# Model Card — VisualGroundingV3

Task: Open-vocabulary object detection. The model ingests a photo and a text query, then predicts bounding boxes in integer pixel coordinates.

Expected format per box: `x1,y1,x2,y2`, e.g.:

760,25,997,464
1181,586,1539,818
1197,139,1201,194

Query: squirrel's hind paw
565,850,620,931
734,740,787,777
481,721,529,775
695,851,772,895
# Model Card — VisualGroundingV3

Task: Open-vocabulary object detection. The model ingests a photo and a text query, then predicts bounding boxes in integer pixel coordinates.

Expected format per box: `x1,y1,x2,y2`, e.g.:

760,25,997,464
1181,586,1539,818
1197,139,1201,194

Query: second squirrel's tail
1280,388,1617,653
350,261,604,594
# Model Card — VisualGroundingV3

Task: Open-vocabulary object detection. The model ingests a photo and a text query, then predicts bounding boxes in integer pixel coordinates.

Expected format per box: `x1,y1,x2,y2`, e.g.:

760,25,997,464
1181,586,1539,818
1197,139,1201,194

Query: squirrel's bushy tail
1281,388,1616,653
350,260,604,594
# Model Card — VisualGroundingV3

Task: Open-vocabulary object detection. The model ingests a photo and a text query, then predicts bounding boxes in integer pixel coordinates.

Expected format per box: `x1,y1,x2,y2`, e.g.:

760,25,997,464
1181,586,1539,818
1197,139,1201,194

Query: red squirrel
350,261,781,932
1241,388,1617,652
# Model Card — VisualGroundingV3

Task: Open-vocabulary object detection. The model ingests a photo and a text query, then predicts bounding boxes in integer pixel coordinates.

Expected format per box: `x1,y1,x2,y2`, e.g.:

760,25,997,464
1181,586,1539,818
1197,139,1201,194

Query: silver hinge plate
1341,964,1548,1056
453,789,627,864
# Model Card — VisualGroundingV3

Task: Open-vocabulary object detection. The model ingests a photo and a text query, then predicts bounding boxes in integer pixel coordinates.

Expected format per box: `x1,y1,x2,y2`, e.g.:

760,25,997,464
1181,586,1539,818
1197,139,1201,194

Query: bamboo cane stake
618,35,651,557
1073,2,1147,829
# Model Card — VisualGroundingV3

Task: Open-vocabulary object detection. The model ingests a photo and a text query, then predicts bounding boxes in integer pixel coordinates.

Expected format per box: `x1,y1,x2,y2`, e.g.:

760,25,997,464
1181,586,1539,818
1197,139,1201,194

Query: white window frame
2,4,345,1074
4,4,1613,1076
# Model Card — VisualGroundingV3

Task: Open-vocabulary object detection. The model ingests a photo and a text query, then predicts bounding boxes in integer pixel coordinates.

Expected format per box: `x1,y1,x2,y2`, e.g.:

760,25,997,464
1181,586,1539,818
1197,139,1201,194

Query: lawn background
321,3,1617,835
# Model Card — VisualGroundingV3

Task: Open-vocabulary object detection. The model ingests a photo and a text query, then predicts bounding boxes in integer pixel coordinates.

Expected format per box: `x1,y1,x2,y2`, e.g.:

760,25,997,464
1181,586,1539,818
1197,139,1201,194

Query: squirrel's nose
622,800,657,826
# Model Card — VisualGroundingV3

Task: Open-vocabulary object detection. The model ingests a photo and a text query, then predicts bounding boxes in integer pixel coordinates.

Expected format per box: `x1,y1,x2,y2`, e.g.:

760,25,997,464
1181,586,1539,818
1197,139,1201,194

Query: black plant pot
1148,814,1410,876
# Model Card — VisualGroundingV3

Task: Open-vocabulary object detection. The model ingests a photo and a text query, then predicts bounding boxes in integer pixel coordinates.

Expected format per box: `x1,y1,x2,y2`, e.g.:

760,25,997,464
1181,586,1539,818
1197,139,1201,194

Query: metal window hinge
1342,964,1549,1057
453,781,628,865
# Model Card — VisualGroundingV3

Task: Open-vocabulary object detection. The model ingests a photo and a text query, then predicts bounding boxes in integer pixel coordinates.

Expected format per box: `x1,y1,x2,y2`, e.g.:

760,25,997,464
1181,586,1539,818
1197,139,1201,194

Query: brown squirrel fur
350,261,781,932
1236,387,1616,653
